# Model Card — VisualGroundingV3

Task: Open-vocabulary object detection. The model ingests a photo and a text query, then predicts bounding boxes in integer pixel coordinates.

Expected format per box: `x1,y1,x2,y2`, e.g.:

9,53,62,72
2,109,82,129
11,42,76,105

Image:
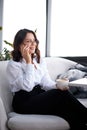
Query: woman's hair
12,29,40,63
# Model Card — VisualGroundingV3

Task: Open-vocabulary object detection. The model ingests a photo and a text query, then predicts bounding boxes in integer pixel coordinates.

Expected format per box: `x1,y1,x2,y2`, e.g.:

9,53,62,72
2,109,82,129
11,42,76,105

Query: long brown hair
11,29,40,63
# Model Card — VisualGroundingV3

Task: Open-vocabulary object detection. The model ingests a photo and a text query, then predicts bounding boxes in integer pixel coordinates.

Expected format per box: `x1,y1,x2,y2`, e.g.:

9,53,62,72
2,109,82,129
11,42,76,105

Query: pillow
57,69,86,81
56,68,87,98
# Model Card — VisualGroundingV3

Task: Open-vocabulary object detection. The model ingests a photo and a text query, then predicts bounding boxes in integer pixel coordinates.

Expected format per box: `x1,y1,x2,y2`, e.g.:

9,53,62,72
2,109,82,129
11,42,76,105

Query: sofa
0,57,87,130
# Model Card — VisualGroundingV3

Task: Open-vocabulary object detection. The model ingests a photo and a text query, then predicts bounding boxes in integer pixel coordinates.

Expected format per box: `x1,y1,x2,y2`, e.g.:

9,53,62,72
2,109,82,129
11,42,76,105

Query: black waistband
14,85,45,96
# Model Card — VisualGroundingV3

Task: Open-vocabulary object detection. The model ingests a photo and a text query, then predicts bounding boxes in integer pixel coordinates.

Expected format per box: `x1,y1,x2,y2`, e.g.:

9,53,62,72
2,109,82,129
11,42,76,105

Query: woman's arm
6,60,35,92
40,59,57,91
40,58,69,91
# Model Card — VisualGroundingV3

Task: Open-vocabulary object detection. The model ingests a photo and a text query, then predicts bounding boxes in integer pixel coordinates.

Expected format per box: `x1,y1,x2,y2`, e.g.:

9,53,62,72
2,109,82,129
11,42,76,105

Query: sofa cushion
57,67,87,98
0,61,13,113
45,57,77,81
7,112,69,130
78,98,87,108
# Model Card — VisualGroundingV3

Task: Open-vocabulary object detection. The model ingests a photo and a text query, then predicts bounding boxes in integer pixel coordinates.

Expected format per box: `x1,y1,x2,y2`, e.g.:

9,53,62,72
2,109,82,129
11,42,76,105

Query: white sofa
0,57,87,130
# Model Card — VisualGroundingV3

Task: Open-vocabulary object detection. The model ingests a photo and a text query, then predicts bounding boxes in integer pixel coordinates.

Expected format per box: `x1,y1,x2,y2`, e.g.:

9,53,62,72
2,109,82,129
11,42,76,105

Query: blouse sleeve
40,58,57,91
6,60,35,92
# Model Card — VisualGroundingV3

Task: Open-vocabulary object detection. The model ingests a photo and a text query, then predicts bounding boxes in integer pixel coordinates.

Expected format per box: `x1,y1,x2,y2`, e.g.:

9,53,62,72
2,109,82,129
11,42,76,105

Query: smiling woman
6,28,87,130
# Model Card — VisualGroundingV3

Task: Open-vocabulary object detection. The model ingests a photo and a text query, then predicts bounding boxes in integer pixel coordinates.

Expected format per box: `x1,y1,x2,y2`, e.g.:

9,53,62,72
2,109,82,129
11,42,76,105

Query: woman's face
20,32,37,55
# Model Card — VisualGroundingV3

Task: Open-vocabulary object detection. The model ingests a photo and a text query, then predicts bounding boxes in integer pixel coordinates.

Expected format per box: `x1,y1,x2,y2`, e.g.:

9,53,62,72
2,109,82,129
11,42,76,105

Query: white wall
50,0,87,56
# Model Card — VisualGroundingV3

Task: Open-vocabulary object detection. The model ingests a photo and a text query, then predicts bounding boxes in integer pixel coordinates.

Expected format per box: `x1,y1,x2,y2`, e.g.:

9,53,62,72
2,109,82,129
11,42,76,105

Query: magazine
69,77,87,87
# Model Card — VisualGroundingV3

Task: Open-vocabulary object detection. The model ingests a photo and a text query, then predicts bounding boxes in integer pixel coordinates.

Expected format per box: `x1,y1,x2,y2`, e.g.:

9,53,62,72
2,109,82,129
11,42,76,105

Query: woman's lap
13,88,66,114
12,86,87,127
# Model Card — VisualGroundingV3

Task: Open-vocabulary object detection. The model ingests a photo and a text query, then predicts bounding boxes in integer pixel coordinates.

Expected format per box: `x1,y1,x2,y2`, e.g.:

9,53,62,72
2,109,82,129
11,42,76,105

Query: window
50,0,87,56
3,0,46,56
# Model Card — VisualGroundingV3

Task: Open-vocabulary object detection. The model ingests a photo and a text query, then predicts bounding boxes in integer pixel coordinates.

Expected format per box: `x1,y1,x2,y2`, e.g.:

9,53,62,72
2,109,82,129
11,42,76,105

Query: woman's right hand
20,44,32,64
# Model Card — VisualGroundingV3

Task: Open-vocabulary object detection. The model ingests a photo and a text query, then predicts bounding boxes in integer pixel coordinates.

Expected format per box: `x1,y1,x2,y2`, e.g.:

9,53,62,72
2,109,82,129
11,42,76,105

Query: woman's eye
26,40,31,43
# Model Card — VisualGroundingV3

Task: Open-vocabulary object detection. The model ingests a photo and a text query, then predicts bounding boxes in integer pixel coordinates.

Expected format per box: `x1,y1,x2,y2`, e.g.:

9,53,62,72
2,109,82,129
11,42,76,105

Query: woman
7,29,87,129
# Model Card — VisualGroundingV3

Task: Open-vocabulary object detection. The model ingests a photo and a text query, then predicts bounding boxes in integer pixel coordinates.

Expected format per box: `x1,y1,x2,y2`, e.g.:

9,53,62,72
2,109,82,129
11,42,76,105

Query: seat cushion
78,98,87,108
7,112,69,130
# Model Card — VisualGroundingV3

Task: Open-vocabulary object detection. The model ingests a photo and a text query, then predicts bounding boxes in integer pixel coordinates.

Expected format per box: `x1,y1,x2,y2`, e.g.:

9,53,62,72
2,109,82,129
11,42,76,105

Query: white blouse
6,58,56,92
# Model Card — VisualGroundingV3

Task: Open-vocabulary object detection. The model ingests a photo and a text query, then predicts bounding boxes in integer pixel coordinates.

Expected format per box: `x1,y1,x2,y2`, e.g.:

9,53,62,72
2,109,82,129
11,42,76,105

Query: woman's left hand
56,78,69,91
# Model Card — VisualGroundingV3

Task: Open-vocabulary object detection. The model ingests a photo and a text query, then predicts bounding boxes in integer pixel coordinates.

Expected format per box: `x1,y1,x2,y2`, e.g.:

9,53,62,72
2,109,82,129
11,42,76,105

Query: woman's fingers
20,45,32,63
57,86,69,91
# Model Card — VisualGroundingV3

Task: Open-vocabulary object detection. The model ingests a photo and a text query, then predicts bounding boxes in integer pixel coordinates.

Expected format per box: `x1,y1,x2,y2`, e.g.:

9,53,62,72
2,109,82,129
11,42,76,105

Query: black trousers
12,85,87,128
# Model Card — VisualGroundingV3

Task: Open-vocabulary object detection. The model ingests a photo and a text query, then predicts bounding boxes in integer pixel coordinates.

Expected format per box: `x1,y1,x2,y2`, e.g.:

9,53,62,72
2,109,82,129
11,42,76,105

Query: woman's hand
56,85,69,91
21,45,32,64
56,78,69,91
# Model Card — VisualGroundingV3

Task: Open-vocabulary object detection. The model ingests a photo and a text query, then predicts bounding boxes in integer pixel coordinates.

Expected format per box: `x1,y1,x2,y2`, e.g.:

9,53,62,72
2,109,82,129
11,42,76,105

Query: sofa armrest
0,97,8,130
